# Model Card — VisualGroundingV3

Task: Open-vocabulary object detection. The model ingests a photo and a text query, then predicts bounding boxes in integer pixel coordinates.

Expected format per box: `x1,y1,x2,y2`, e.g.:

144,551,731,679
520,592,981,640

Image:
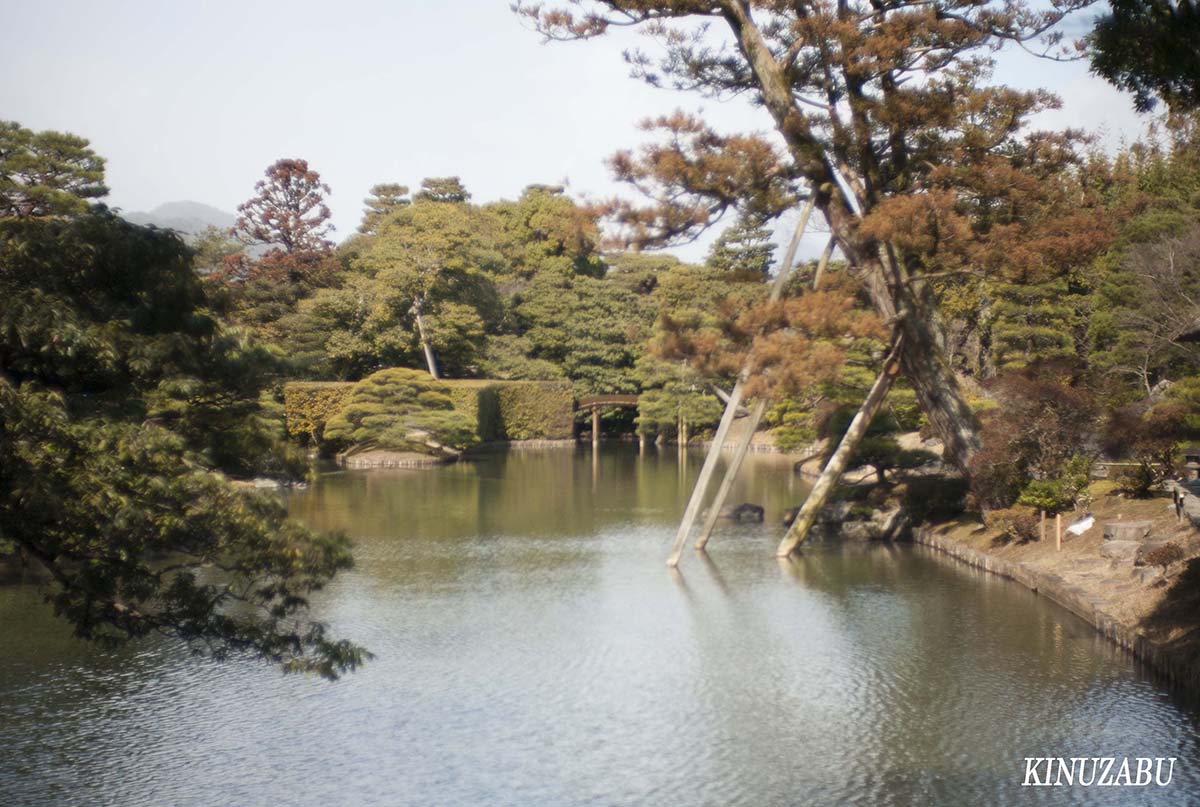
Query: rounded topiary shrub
322,368,477,455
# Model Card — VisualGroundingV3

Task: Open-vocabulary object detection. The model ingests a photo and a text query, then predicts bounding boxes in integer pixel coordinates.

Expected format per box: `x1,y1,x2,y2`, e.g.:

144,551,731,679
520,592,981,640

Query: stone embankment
910,490,1200,693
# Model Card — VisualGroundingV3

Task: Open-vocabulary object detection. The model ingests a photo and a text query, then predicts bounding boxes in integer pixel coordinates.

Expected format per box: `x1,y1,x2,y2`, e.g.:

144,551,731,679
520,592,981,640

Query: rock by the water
721,502,764,523
836,506,908,541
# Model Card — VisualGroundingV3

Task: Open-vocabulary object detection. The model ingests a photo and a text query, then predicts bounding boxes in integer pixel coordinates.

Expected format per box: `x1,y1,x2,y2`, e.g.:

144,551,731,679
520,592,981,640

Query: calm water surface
2,447,1199,806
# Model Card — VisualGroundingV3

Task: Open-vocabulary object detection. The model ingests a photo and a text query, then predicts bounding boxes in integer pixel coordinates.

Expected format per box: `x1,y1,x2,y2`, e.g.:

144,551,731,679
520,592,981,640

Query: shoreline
909,521,1200,695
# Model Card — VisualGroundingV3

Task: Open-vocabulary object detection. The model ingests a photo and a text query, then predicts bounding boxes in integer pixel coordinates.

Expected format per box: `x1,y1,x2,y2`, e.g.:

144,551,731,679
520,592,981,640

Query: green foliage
705,213,775,280
766,400,818,452
322,368,477,453
634,356,722,437
484,185,605,279
283,382,355,444
0,209,364,676
1113,463,1159,497
0,120,108,219
189,225,243,275
1,380,367,678
349,200,502,377
516,271,648,395
987,279,1082,372
886,387,927,432
478,334,566,381
443,381,505,442
1164,375,1200,434
1017,456,1091,514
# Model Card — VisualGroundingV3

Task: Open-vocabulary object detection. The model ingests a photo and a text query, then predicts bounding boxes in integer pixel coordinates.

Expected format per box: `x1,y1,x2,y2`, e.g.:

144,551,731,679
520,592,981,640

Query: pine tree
705,214,775,280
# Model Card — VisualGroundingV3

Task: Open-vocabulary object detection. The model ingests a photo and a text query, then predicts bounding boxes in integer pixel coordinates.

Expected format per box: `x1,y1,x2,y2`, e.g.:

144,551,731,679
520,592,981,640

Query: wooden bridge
577,395,640,447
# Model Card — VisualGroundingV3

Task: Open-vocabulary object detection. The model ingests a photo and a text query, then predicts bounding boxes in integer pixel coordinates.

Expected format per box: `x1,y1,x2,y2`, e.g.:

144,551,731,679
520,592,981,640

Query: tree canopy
0,120,107,219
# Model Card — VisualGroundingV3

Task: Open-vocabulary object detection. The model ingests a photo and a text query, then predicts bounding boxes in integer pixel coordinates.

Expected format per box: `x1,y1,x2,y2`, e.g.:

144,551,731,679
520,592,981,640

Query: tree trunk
720,4,980,471
776,336,904,557
412,298,439,379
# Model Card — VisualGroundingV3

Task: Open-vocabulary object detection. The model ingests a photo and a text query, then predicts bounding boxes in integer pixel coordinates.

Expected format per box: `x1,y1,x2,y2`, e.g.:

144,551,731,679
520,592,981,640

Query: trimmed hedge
283,382,354,444
493,381,574,440
444,379,575,441
444,380,504,442
284,376,575,447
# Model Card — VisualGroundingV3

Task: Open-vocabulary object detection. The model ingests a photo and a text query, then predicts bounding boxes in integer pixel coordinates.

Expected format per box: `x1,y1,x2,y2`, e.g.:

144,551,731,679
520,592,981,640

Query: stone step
1102,521,1153,542
1099,540,1141,562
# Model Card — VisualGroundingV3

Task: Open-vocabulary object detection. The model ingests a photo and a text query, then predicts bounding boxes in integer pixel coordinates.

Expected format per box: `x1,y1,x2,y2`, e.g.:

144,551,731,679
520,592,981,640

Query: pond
1,447,1198,806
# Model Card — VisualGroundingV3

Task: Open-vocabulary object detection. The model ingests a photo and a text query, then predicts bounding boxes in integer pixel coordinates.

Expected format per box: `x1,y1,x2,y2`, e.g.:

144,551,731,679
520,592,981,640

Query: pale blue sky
0,0,1146,261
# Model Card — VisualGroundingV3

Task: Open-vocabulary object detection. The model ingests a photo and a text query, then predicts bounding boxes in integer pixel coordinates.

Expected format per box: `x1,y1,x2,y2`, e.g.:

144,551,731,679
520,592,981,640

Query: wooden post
811,236,835,291
592,406,600,450
666,196,817,568
1055,512,1062,551
1040,510,1046,542
666,380,746,567
695,398,769,551
776,335,904,557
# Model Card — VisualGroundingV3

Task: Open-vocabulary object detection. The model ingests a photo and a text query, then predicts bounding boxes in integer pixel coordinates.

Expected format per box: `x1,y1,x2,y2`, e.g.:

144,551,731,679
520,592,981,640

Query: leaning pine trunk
776,334,905,557
412,298,439,379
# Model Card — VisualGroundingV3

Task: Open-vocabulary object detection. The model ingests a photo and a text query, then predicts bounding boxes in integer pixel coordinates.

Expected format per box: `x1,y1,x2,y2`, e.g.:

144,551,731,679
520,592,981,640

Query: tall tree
353,201,500,378
358,182,410,234
520,0,1110,471
232,158,333,253
0,121,107,219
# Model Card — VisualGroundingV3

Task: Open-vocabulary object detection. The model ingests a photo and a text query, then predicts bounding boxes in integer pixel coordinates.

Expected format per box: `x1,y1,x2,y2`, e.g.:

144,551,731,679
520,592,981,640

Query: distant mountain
123,201,236,236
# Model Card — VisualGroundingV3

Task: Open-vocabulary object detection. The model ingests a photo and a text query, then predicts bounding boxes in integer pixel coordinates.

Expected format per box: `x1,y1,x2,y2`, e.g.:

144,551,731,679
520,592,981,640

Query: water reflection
1,447,1198,807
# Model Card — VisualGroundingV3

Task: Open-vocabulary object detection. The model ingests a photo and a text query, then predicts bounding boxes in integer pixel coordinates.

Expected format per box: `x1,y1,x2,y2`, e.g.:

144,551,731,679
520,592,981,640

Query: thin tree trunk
776,334,904,557
412,298,439,379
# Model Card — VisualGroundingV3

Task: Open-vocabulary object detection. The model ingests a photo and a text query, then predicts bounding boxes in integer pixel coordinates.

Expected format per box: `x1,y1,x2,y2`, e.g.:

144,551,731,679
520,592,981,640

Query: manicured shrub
323,369,477,454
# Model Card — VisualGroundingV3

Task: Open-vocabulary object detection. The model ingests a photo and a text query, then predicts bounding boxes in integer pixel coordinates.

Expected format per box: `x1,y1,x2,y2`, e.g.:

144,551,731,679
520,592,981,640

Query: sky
0,0,1149,262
